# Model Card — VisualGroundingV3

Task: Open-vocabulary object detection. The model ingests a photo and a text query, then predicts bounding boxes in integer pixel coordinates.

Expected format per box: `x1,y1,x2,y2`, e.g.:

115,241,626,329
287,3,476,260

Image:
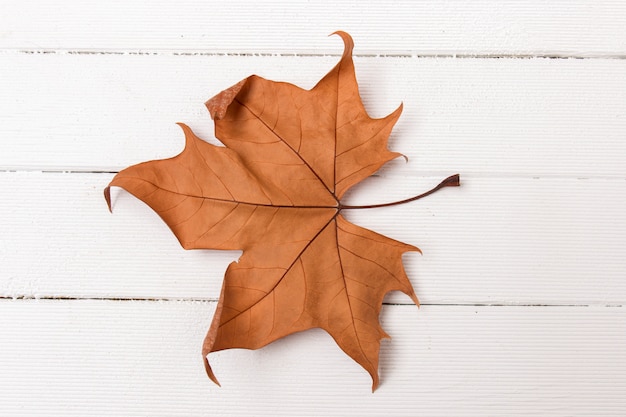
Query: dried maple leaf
105,32,459,391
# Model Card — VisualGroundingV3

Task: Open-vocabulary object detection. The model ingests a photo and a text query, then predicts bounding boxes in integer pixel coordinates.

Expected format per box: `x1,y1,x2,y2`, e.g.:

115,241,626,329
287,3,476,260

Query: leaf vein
235,97,338,203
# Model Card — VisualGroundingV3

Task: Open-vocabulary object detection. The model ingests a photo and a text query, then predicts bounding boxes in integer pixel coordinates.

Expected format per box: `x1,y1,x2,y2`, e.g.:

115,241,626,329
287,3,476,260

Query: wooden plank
2,2,624,415
1,1,625,55
2,172,624,305
0,300,624,416
1,51,625,176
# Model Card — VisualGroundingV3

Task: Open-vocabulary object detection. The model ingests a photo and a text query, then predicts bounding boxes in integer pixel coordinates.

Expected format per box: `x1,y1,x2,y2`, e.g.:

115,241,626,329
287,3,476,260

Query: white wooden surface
1,1,625,415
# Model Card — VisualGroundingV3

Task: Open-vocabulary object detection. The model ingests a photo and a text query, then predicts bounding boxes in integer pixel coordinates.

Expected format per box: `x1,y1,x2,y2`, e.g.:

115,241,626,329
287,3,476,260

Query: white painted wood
1,0,625,56
2,1,625,414
0,300,624,416
1,172,625,306
1,51,625,176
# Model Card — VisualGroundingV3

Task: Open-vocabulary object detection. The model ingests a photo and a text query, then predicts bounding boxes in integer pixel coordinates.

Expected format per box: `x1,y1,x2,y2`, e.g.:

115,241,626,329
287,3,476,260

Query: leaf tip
104,186,113,213
371,376,380,393
205,78,248,120
175,122,192,136
175,122,193,144
392,151,409,164
204,355,221,387
411,293,420,308
404,243,421,255
176,122,213,156
329,31,354,58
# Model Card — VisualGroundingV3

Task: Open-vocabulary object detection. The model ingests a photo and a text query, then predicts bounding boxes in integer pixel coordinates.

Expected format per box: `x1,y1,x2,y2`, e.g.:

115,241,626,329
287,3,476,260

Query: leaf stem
338,174,460,210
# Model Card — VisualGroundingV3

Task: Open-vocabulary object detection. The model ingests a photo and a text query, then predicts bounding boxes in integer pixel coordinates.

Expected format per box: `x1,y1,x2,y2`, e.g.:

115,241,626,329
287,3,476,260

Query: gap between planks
4,49,626,60
1,170,625,182
0,296,621,308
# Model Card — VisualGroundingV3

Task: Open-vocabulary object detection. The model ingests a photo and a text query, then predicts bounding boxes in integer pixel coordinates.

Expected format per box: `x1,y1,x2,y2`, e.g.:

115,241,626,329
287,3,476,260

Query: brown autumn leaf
105,31,459,391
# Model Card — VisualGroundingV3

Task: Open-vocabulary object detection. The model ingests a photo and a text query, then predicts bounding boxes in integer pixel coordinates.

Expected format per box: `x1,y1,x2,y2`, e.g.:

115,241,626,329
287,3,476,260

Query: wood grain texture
1,0,625,55
1,52,625,175
1,1,625,414
0,300,624,416
1,172,624,306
